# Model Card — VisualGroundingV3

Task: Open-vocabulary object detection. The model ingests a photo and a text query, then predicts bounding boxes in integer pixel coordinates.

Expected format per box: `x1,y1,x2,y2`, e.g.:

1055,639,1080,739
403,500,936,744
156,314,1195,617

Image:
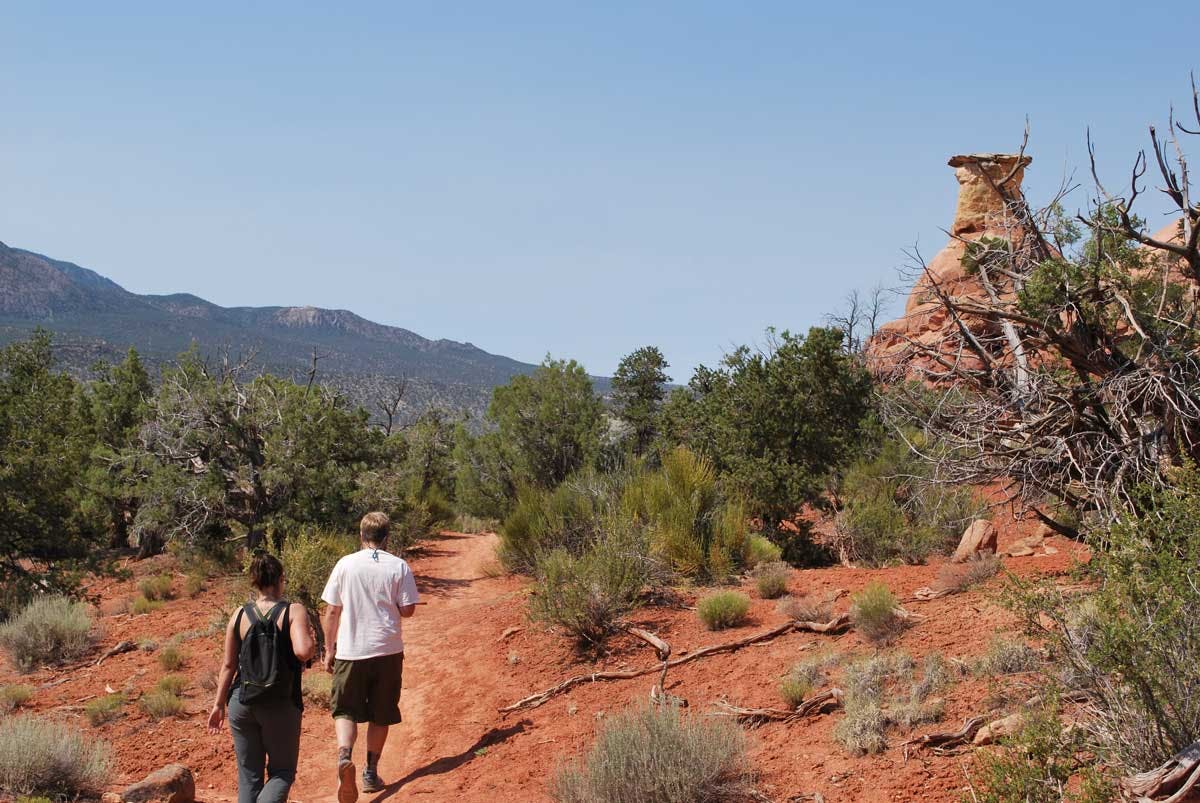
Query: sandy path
292,531,522,803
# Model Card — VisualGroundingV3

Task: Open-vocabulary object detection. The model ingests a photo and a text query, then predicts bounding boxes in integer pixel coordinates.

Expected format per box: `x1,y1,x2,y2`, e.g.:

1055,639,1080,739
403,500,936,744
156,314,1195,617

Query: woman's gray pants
228,695,302,803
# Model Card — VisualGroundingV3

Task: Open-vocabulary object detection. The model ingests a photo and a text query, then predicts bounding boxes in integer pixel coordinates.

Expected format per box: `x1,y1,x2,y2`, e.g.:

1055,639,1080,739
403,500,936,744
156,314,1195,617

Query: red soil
0,518,1086,803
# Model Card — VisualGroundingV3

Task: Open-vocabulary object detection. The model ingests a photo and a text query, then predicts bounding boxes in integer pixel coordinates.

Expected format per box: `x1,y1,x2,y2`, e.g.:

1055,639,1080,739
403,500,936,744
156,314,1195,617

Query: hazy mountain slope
0,240,569,420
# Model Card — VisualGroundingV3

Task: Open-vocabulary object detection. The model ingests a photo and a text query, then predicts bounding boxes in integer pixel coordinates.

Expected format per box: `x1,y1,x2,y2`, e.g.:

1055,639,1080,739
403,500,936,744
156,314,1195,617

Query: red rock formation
868,153,1031,380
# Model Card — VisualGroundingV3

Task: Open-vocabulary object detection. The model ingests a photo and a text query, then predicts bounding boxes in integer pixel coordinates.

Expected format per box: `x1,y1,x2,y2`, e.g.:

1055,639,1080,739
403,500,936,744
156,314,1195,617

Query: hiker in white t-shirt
320,512,419,803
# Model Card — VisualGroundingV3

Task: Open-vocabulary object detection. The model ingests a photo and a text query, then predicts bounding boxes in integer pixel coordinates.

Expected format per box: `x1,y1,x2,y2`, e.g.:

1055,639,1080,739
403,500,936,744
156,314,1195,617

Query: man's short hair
360,511,390,545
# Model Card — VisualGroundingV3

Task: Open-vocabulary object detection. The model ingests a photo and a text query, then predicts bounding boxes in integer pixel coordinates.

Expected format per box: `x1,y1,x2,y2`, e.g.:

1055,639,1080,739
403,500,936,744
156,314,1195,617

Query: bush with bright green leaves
744,534,782,567
529,527,653,647
849,582,903,645
696,591,751,631
279,528,358,620
0,596,94,674
0,716,112,798
550,703,753,803
621,448,750,582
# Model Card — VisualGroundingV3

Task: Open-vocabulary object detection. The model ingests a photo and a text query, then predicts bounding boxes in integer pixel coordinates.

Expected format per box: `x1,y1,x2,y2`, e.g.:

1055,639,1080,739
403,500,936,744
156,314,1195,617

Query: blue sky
2,2,1192,379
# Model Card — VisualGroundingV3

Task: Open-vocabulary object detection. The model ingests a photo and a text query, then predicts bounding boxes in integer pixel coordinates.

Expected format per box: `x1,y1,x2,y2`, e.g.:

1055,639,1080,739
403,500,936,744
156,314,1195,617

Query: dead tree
375,377,409,435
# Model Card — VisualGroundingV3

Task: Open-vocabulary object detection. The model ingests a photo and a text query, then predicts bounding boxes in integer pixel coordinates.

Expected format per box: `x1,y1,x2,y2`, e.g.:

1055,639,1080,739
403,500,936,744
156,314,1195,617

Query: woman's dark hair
249,553,285,591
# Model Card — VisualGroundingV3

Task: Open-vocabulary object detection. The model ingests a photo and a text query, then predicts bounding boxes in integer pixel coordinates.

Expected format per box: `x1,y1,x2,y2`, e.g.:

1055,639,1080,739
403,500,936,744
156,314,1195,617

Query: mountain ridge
0,240,578,421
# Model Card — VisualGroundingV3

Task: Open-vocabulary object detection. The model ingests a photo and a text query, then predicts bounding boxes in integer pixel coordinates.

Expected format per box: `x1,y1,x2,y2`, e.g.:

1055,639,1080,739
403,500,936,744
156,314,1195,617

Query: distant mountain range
0,240,582,421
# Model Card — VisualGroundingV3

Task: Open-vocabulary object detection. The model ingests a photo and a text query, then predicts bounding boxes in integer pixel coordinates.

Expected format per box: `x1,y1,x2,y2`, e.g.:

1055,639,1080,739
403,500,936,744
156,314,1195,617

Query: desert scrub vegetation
280,528,358,627
779,651,840,707
834,651,948,755
84,693,125,726
550,702,754,803
157,644,186,671
0,596,94,673
139,689,184,720
138,573,174,601
966,698,1111,803
529,527,652,647
973,637,1040,677
0,716,112,798
499,473,615,573
832,430,983,566
997,466,1200,777
155,674,188,695
752,561,790,599
935,552,1000,593
696,591,751,631
743,533,782,567
620,447,750,582
130,595,162,615
849,581,903,645
0,685,32,714
777,594,833,624
302,672,333,708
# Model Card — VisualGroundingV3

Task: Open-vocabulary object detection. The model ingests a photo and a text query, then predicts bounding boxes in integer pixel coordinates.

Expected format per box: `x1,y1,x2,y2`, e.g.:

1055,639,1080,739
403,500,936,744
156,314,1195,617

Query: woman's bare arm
207,610,240,733
289,603,316,662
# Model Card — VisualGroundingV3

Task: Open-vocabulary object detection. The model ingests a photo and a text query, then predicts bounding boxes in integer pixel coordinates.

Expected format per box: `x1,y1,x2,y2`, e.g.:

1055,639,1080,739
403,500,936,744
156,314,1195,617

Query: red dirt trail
0,518,1086,803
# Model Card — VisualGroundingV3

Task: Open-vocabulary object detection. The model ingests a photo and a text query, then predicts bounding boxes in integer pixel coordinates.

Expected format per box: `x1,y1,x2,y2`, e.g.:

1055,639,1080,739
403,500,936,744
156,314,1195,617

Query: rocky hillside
0,241,559,421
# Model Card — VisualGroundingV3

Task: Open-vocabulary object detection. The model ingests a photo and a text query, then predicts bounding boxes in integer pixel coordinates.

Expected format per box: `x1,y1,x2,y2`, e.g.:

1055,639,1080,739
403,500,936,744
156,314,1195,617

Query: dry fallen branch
1121,741,1200,803
911,587,956,601
499,616,849,713
901,716,986,757
94,640,137,665
711,688,843,727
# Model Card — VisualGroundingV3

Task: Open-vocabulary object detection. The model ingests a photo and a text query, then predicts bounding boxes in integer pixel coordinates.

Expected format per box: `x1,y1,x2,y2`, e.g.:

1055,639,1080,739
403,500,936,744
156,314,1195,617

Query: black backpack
237,601,295,705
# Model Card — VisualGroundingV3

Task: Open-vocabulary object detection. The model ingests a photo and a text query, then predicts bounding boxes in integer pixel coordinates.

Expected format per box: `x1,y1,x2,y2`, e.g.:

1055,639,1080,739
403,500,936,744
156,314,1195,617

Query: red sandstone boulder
951,520,997,563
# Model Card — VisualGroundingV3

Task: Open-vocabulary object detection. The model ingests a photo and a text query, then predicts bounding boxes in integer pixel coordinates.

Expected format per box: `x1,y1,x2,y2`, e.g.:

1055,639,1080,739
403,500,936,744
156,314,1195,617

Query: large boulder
951,520,997,563
121,764,195,803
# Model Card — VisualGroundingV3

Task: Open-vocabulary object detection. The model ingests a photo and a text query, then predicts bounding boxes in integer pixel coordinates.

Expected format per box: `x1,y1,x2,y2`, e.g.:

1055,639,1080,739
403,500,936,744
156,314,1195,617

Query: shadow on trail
415,574,477,597
369,720,532,801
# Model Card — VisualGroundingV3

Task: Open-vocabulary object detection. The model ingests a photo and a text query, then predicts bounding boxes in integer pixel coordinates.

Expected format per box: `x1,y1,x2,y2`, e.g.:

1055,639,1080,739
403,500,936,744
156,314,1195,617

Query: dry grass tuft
0,716,112,797
776,594,832,624
934,553,1000,593
752,562,790,599
696,591,751,631
849,582,904,645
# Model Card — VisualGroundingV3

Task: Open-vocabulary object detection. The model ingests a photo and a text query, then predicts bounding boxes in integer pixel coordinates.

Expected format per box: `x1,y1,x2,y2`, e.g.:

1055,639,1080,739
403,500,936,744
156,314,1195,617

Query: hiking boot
361,765,385,793
337,758,358,803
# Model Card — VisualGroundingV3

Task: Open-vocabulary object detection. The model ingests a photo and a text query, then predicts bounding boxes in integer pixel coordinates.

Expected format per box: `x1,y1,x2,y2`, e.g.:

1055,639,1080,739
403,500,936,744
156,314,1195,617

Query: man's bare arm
399,603,416,618
321,604,342,671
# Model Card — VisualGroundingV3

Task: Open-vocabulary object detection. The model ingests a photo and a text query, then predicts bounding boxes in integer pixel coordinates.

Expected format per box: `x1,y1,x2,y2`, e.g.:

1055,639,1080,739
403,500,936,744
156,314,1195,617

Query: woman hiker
208,553,317,803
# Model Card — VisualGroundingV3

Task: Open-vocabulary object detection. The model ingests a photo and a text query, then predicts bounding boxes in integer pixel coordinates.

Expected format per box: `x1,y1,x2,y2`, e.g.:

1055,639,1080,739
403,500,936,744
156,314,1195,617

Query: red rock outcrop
868,153,1031,379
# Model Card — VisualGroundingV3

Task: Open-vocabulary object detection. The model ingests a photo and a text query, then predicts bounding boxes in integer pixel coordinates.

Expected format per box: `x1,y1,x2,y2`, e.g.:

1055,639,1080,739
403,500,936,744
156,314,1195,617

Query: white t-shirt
320,548,419,660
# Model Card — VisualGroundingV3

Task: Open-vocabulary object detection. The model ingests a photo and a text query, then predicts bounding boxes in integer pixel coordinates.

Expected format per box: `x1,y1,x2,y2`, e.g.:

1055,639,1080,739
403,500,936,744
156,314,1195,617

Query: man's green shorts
330,653,404,725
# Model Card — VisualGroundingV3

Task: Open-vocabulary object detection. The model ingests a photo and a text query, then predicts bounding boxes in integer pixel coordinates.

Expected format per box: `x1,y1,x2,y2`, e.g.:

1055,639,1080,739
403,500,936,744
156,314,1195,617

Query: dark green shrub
550,703,753,803
850,582,903,645
0,716,112,797
529,529,651,646
499,473,614,573
696,591,750,631
834,432,984,566
0,597,94,673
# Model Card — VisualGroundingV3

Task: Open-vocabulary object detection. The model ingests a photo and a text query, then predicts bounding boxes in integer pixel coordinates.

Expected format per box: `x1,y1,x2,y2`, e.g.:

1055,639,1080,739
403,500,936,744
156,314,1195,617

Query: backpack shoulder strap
243,602,263,625
265,601,288,625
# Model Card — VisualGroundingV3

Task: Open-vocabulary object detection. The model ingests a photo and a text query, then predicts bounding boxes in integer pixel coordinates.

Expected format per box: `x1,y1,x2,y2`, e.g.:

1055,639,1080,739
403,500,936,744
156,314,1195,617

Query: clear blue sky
2,2,1191,379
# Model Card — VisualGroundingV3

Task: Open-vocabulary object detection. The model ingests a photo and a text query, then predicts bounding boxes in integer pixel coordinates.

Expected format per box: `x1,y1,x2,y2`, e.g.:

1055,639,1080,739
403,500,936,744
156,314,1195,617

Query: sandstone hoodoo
868,152,1032,380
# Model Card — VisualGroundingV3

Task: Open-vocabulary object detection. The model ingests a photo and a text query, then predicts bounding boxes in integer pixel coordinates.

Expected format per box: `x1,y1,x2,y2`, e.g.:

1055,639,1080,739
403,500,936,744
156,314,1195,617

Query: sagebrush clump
138,574,174,601
0,716,112,798
833,651,948,755
139,690,183,720
157,644,186,671
0,597,94,673
850,582,903,645
0,685,32,714
752,561,790,599
550,703,753,803
696,591,750,631
84,694,124,726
